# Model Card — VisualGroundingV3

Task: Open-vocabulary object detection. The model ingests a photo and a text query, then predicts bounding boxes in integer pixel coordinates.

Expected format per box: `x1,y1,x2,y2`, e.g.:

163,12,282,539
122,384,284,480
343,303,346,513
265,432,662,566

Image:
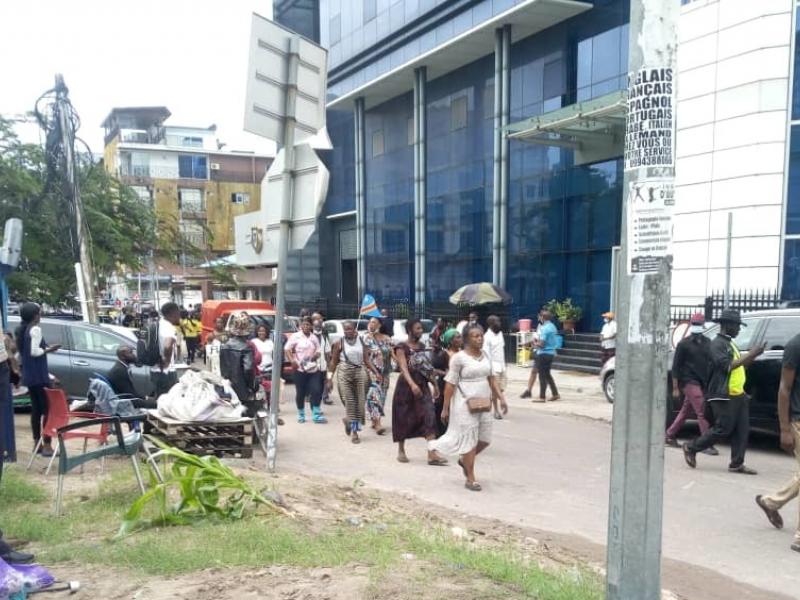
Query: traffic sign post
243,14,328,472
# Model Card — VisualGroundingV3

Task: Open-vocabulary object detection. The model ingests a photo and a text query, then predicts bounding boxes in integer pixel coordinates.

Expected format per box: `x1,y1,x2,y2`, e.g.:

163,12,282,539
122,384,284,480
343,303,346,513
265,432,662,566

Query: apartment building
102,106,272,302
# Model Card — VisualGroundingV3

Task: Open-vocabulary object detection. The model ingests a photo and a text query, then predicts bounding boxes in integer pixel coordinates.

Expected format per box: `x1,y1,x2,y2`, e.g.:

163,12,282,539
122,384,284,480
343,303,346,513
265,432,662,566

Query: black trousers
536,354,559,399
29,384,50,444
293,371,322,410
688,395,750,468
185,337,199,362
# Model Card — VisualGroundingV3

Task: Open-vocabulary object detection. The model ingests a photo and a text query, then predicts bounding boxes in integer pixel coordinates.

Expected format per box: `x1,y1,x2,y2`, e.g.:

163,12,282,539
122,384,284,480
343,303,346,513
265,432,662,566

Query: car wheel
603,372,615,404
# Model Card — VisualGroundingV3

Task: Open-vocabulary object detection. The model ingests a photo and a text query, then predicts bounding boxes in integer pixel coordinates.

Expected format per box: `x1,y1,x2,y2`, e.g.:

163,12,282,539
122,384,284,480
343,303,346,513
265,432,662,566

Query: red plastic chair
26,388,111,474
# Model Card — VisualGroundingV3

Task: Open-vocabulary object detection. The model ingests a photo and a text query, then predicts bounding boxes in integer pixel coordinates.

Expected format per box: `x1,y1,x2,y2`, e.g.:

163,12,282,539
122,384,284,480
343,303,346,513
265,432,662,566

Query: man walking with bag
665,313,718,455
683,309,765,474
755,331,800,552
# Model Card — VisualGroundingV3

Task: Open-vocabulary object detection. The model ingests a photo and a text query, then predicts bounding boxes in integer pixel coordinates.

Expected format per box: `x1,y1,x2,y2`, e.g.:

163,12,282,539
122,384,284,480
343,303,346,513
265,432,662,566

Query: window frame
70,326,124,356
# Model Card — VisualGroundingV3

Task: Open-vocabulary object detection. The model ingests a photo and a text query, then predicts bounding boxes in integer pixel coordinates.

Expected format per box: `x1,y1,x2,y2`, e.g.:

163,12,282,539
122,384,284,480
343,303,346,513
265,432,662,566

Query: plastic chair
45,410,112,476
26,388,111,474
27,388,70,470
53,415,147,516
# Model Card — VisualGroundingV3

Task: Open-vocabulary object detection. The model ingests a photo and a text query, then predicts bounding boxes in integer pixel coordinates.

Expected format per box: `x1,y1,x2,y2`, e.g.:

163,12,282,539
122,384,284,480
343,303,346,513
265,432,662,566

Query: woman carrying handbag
429,323,507,491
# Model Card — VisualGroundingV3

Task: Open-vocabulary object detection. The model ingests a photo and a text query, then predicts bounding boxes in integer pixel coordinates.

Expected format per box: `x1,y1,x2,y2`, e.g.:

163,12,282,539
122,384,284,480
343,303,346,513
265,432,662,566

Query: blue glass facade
322,109,356,216
325,0,553,97
363,93,415,301
347,0,629,328
426,55,495,302
783,6,800,299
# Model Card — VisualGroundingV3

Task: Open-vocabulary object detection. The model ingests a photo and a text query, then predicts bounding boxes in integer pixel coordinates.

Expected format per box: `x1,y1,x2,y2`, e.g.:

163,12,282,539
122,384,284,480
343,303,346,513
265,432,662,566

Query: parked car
8,316,155,402
393,318,435,347
600,308,800,436
323,319,370,346
600,355,616,404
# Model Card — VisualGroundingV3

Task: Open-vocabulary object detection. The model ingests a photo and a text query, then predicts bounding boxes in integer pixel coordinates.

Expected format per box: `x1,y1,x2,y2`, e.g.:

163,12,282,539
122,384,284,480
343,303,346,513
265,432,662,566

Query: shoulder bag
457,351,492,413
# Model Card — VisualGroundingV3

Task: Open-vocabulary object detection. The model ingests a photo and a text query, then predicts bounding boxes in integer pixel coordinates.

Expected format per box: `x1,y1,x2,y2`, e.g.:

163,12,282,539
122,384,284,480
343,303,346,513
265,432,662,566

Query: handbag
457,351,492,414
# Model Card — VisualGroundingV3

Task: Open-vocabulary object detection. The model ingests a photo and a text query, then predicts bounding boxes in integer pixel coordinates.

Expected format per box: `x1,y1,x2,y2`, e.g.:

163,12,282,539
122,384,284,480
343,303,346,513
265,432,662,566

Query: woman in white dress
430,323,507,491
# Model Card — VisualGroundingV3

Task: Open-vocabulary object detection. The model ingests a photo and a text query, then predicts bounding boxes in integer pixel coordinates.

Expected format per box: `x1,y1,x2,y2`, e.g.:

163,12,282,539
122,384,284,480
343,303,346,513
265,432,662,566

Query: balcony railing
119,164,209,181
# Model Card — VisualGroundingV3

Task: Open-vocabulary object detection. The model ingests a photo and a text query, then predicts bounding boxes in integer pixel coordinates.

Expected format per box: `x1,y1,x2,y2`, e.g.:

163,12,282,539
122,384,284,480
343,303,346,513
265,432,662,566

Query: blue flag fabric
359,294,382,317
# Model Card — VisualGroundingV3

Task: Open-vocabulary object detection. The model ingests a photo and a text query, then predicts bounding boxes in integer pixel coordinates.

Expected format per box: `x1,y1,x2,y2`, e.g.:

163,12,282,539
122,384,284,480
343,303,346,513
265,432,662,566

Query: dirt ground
11,454,599,600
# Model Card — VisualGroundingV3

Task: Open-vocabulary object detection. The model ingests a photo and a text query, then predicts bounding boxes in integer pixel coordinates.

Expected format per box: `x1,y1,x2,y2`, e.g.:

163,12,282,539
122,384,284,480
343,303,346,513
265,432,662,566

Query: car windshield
702,317,762,351
257,315,297,332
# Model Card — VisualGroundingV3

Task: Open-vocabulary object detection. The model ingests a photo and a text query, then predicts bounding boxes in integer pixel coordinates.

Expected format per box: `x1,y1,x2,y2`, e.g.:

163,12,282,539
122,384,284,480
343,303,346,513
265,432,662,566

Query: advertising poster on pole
626,179,675,274
624,68,675,171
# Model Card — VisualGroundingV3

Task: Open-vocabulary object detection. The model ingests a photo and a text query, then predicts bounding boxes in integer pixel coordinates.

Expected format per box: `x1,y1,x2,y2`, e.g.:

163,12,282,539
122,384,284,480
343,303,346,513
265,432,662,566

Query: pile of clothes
156,370,246,422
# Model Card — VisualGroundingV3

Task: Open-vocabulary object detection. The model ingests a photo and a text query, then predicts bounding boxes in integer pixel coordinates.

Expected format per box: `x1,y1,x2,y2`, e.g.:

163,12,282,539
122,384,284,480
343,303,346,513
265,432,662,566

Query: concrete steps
555,332,603,374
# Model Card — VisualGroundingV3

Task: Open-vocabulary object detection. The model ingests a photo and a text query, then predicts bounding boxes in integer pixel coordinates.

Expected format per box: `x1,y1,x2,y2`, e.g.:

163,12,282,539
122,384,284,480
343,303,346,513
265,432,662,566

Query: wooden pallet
146,411,254,459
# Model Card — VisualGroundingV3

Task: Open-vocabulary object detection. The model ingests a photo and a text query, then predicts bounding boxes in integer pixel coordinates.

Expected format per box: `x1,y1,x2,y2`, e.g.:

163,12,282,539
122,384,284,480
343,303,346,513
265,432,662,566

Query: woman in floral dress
363,317,392,435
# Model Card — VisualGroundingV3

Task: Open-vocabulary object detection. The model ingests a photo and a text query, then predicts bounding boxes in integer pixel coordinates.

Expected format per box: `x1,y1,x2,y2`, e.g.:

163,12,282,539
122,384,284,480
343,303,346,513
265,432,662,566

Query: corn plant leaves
116,438,286,538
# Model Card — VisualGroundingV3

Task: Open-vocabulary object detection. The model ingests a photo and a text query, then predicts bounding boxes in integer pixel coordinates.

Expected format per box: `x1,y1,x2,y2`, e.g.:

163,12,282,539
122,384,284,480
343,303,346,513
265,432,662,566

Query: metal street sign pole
267,36,300,473
606,0,678,598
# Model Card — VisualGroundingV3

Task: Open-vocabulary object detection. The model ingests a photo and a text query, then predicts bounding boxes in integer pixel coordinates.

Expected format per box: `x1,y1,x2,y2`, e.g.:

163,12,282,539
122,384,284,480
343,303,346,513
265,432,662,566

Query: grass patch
1,465,602,600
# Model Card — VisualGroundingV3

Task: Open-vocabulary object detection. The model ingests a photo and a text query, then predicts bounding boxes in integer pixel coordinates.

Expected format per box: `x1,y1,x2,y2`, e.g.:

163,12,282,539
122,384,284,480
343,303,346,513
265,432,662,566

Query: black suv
666,308,800,435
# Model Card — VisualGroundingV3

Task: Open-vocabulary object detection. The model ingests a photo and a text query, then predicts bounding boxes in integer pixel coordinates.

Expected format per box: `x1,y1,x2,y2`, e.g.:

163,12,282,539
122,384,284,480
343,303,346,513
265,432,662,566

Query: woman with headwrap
363,316,393,435
431,328,462,438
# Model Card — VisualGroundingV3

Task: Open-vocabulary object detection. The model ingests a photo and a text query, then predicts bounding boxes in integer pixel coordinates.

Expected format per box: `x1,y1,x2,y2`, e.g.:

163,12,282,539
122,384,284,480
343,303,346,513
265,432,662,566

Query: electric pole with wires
37,75,98,322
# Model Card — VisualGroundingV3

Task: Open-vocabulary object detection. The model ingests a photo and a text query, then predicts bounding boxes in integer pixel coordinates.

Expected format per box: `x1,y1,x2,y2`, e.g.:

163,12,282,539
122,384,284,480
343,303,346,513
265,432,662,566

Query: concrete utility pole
606,0,678,598
267,36,300,472
54,75,97,323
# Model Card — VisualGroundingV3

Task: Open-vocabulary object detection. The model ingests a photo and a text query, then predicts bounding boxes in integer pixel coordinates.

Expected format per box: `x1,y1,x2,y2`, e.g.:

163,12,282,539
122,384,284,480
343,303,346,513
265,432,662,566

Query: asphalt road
273,368,800,600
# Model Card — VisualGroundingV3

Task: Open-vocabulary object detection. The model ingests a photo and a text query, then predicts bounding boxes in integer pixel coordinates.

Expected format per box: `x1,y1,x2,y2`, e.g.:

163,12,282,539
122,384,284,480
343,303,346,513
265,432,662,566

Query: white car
393,318,434,347
323,319,370,346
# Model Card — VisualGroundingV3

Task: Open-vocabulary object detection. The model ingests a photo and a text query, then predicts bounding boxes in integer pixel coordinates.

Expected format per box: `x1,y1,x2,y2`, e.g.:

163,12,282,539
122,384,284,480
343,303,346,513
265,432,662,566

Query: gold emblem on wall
248,226,264,253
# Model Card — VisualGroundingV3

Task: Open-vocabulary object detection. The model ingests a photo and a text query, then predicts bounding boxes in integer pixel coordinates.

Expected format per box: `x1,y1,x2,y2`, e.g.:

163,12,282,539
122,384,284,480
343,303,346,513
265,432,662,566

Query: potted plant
545,298,583,333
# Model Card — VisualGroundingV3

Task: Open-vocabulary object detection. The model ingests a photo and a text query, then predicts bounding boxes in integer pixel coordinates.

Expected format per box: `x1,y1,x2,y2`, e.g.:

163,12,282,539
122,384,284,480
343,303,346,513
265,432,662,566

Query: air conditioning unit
210,163,221,170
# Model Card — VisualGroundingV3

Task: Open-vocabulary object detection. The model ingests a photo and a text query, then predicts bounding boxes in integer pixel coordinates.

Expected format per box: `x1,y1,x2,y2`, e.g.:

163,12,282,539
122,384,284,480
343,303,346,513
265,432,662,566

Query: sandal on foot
464,481,482,492
755,495,783,529
427,457,449,466
397,454,410,463
351,435,361,444
375,427,387,436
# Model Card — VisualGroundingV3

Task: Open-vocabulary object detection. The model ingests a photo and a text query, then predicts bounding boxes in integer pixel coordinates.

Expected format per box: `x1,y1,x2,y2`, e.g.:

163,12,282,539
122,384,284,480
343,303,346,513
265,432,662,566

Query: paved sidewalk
503,363,612,423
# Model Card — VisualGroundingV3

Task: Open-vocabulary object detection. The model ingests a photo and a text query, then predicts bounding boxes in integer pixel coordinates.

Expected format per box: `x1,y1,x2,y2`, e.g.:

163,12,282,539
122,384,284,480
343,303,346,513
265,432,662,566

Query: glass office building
275,0,800,328
314,0,630,329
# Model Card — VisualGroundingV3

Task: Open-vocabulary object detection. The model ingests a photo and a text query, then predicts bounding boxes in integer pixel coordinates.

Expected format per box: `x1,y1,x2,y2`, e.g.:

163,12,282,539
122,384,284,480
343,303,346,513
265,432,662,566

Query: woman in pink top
285,317,327,424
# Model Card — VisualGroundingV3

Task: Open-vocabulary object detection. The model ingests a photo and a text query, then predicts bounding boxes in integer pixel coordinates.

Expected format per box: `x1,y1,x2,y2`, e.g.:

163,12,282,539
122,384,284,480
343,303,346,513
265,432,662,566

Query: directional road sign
243,13,327,146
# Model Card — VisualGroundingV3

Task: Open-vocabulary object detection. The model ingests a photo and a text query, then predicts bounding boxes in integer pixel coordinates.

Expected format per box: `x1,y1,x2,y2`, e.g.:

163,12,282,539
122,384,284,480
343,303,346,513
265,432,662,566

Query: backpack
137,319,161,367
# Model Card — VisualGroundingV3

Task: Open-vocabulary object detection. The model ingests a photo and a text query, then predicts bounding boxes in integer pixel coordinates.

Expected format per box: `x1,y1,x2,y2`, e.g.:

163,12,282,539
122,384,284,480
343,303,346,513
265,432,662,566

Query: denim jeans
293,371,322,410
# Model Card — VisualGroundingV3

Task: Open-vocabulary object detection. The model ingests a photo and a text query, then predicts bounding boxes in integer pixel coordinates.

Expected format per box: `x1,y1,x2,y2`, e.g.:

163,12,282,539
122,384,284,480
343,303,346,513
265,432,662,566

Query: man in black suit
109,346,156,409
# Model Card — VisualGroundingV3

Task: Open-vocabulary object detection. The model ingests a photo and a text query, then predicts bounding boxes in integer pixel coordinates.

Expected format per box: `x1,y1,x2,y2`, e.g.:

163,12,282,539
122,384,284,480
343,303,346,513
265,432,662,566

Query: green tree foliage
0,117,206,305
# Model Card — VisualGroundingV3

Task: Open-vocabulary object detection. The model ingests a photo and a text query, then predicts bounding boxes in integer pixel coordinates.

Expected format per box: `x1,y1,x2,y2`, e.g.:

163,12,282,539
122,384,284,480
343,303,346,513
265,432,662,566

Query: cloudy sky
0,0,275,154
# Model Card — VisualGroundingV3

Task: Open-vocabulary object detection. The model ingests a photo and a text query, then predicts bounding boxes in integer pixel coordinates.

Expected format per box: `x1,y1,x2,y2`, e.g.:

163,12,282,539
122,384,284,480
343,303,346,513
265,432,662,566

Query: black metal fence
284,298,510,326
670,289,781,324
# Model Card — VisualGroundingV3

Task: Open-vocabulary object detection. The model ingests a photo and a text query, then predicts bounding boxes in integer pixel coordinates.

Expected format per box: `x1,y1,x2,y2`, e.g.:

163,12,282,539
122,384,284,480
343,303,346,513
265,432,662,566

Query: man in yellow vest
683,309,765,474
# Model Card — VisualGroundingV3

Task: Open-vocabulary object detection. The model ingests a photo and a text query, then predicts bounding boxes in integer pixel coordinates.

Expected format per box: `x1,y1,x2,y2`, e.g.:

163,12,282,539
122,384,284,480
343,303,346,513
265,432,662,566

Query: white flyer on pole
626,179,675,274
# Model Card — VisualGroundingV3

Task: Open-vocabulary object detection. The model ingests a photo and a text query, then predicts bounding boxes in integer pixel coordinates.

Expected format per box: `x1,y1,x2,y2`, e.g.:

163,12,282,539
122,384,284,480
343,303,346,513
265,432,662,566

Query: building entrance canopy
504,90,626,162
326,0,591,110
